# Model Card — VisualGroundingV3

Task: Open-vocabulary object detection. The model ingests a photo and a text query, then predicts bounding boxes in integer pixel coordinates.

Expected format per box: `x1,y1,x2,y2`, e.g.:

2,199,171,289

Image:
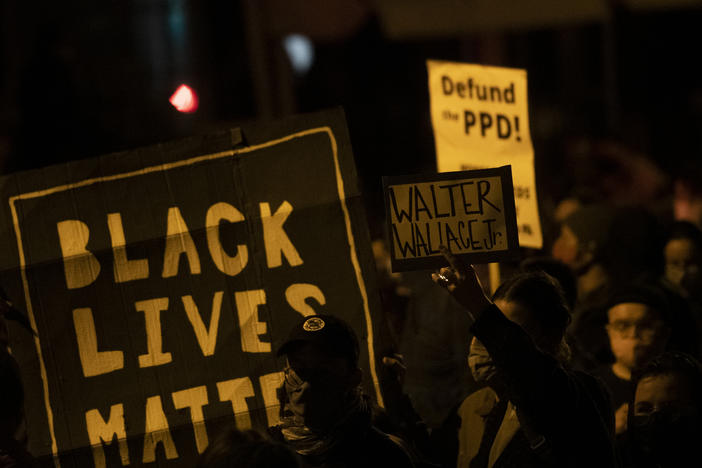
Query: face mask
283,366,351,430
630,407,700,467
468,339,501,388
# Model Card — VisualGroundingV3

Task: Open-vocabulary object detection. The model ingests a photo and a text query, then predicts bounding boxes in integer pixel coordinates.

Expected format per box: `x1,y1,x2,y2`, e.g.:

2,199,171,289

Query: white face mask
282,356,355,431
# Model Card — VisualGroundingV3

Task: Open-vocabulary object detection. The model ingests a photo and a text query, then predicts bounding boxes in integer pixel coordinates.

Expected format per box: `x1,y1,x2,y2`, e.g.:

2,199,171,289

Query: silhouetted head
492,271,572,359
664,221,702,297
554,205,664,282
520,256,578,310
469,272,572,390
277,316,362,432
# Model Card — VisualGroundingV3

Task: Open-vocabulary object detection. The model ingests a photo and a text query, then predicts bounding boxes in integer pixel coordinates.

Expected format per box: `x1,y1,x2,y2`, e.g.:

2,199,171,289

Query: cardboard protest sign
427,60,542,249
383,166,519,272
0,109,383,468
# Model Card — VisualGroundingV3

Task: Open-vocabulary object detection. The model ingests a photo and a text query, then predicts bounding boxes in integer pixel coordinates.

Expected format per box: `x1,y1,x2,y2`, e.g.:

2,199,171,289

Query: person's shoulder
366,426,416,468
458,387,497,415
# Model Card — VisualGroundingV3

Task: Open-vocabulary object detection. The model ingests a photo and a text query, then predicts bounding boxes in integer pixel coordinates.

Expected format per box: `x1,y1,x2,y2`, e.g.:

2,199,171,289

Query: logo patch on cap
303,317,325,332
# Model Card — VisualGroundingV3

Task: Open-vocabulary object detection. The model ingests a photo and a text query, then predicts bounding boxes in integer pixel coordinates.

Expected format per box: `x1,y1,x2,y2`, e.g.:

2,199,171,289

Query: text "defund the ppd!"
441,75,522,142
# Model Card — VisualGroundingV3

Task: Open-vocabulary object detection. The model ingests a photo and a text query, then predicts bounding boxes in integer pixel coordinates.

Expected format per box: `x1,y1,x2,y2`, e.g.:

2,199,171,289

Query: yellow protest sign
427,60,542,249
383,166,519,272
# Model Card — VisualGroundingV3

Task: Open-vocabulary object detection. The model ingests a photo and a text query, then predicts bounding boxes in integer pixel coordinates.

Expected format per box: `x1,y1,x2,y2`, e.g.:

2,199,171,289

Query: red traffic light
169,84,198,113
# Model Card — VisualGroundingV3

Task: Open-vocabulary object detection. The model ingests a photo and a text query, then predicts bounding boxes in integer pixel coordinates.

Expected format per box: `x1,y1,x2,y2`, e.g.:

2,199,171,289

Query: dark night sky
2,1,702,240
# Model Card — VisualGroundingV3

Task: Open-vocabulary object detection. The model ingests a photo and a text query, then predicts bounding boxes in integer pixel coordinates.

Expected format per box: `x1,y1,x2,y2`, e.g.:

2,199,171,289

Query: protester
551,203,621,369
434,248,616,468
519,256,578,310
270,314,415,468
622,351,702,468
196,427,299,468
551,203,618,300
663,221,702,359
593,282,672,435
663,221,702,299
551,204,700,370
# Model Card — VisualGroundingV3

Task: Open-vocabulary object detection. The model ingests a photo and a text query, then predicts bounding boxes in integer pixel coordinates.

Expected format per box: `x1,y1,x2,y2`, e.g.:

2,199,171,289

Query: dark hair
196,428,299,468
520,256,578,310
606,280,672,326
631,351,702,409
492,271,572,360
666,220,702,247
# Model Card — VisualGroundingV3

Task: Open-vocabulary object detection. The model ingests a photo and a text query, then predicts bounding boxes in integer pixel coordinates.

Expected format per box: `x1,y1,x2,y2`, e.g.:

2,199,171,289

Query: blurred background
2,0,702,249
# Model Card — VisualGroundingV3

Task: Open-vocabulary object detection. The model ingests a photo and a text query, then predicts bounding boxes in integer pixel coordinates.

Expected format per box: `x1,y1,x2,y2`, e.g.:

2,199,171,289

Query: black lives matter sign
0,109,382,467
383,166,519,272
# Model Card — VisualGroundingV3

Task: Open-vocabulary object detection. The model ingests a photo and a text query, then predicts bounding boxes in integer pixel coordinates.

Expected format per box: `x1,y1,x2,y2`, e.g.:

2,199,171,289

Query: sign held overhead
427,60,542,248
383,166,519,272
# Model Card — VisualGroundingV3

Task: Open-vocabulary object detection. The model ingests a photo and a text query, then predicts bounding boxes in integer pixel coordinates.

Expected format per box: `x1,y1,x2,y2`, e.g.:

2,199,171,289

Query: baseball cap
277,315,359,366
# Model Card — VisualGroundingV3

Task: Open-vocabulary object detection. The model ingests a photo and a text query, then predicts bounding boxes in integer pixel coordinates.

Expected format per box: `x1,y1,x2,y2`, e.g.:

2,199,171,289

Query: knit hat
607,282,670,324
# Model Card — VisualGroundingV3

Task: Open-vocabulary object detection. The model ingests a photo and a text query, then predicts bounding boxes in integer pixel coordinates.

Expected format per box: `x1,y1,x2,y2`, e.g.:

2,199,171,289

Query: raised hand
431,246,492,323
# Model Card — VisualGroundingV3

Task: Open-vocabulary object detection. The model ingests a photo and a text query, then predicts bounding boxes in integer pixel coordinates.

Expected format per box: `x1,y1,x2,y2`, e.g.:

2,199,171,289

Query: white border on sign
9,127,383,466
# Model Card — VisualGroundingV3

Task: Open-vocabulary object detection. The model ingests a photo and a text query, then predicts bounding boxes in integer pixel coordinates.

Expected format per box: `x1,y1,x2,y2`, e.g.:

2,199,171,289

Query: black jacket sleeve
470,303,618,467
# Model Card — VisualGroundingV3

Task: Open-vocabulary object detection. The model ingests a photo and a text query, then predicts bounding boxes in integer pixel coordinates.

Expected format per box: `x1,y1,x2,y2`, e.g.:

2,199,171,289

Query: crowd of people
2,197,702,467
369,201,702,468
190,197,702,468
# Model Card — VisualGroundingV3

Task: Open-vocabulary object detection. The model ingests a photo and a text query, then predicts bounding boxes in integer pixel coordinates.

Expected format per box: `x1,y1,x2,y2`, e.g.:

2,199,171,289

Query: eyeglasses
633,402,698,420
606,320,665,339
666,262,700,274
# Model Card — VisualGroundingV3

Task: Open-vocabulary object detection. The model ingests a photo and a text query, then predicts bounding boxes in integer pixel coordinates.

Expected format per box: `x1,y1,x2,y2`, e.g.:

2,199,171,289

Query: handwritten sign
0,109,383,468
383,166,519,272
427,60,542,249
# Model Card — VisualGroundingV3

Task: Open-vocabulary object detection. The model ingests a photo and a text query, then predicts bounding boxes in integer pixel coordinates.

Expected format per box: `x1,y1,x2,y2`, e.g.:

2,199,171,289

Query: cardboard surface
428,60,542,249
0,109,383,467
383,166,519,272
